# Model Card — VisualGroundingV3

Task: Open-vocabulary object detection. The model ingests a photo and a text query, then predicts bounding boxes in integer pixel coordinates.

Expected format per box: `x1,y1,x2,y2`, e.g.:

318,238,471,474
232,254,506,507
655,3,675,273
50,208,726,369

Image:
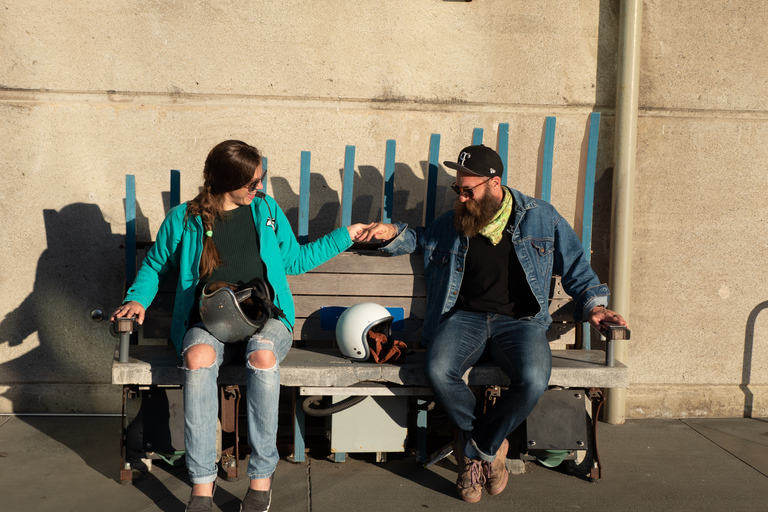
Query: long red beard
453,193,502,237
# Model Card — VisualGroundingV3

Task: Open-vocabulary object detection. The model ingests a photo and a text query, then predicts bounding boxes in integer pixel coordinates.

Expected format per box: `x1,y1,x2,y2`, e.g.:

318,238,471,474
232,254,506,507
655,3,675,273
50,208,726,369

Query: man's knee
426,357,461,390
184,344,217,370
516,368,550,398
248,349,276,370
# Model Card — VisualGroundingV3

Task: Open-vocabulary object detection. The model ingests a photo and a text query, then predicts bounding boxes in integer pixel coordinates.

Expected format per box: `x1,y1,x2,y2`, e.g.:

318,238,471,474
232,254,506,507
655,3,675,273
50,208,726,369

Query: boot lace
468,459,487,487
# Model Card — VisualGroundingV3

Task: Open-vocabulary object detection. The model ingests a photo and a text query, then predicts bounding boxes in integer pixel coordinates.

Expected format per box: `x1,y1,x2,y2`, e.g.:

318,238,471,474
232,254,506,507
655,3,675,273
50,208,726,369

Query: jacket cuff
332,226,354,250
574,283,610,322
123,291,152,310
378,223,408,254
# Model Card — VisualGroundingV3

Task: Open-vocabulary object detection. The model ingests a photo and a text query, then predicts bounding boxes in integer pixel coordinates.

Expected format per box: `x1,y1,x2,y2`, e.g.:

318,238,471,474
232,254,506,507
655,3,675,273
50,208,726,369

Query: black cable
301,395,368,417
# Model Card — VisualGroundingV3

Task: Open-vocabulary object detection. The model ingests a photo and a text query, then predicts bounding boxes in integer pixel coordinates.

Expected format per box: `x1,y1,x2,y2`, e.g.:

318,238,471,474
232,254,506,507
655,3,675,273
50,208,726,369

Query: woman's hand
111,301,146,325
353,222,398,242
347,223,375,240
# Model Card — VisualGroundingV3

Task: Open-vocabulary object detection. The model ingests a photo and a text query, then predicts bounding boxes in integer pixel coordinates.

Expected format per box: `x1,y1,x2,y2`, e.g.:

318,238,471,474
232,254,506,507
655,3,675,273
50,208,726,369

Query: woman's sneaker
240,477,273,512
186,480,216,512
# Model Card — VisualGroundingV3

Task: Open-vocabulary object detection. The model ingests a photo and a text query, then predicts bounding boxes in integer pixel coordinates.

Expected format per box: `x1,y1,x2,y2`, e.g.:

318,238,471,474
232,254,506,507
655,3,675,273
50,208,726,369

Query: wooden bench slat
304,251,423,275
288,273,425,296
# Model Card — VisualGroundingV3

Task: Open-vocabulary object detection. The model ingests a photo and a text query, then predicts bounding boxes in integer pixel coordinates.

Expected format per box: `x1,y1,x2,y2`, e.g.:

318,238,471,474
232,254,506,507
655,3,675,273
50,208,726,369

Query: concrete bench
112,114,629,483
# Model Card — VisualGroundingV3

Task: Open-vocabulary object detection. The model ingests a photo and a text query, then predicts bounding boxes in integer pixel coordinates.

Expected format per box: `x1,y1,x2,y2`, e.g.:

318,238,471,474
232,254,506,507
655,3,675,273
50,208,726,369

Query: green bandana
479,187,513,245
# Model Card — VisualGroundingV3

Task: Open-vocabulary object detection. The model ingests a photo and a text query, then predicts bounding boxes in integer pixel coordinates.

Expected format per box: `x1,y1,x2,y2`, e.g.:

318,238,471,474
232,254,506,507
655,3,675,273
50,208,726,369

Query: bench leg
292,388,306,462
220,385,241,481
119,386,134,485
416,399,428,464
588,387,605,482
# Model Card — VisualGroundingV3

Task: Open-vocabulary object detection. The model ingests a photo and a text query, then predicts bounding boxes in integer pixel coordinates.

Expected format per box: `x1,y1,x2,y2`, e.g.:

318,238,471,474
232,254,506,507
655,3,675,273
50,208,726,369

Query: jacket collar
507,187,539,212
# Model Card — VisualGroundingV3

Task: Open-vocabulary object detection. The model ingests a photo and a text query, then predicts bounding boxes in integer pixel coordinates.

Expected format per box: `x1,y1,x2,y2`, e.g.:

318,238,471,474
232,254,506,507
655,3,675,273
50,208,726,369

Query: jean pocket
530,239,554,277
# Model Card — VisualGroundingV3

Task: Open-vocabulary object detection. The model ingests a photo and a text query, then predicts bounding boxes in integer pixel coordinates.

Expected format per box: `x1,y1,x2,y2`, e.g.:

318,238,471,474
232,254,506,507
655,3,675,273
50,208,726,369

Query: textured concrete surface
1,1,615,106
111,347,628,388
1,415,767,511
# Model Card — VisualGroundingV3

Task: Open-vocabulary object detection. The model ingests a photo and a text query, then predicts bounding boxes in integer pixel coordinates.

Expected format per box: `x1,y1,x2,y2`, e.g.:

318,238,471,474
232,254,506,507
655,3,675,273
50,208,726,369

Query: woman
112,140,367,512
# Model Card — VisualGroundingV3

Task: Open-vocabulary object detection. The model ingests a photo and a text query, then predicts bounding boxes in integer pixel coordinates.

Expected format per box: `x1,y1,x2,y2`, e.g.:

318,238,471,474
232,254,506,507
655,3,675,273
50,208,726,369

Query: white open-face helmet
335,302,394,360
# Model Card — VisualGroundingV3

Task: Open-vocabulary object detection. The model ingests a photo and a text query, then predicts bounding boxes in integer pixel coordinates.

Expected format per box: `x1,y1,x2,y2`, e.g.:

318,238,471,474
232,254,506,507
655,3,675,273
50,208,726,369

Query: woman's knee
248,348,277,370
184,344,217,370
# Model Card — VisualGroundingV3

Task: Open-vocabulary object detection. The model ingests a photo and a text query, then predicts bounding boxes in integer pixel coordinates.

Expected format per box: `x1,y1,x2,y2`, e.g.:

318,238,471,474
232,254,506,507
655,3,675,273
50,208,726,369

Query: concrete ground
1,415,767,512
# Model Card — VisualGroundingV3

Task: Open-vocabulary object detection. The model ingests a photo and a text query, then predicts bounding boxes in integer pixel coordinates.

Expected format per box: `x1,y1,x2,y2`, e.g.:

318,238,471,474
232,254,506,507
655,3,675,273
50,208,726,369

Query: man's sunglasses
450,177,491,199
246,170,268,192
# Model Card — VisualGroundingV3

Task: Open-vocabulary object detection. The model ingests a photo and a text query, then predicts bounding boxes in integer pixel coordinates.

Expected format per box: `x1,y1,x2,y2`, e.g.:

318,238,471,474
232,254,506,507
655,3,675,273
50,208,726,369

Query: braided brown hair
186,140,262,278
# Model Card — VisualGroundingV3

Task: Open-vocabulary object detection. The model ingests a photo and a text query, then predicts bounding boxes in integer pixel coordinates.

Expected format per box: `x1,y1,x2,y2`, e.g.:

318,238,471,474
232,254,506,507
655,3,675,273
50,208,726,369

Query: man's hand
354,222,398,242
347,223,375,240
587,306,627,330
111,301,146,325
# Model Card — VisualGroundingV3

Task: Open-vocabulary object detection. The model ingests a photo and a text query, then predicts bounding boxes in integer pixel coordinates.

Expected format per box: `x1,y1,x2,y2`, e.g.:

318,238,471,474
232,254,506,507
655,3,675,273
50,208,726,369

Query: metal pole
605,0,643,425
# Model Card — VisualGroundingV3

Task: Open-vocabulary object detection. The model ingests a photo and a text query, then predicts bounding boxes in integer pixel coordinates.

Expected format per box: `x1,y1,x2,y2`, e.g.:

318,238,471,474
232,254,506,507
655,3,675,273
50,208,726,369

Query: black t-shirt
457,215,540,319
190,205,266,325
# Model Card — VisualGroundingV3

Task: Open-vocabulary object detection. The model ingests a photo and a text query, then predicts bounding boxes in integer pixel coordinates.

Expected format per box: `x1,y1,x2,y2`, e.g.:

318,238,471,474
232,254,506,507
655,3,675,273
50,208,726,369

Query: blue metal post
299,152,311,244
382,140,396,223
582,112,600,260
293,390,306,462
125,175,136,288
541,117,556,202
261,156,268,195
170,170,180,208
472,127,483,145
416,399,428,464
424,134,440,226
497,123,509,185
581,112,601,349
341,145,355,227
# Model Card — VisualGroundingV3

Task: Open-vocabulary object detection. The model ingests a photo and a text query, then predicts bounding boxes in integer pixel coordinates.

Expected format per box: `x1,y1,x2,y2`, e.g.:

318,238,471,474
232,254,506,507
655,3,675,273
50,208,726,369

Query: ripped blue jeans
181,319,292,483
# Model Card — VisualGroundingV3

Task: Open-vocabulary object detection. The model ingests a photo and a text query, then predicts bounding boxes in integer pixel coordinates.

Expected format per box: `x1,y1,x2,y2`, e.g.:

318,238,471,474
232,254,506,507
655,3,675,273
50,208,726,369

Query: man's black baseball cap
443,144,504,178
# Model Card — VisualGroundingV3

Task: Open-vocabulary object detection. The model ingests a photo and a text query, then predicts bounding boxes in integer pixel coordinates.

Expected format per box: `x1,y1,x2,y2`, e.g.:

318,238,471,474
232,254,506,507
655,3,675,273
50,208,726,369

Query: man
355,144,627,503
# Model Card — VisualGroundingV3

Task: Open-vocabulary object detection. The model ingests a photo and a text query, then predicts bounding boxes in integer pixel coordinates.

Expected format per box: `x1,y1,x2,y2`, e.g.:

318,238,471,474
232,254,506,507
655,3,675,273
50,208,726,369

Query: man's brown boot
454,439,486,503
483,438,509,496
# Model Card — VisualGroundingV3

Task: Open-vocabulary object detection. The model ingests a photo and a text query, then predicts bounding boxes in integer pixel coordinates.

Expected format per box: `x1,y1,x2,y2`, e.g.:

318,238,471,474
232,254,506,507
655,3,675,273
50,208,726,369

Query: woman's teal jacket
123,194,353,356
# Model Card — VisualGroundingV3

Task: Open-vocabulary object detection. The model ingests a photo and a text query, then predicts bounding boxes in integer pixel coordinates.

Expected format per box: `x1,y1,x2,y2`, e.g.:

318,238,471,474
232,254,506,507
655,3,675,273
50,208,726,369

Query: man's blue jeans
426,310,551,461
181,319,292,483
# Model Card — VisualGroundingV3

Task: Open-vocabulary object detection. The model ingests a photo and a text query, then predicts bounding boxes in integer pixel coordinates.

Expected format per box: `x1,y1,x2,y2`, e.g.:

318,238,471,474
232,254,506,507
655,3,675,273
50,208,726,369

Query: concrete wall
628,1,768,418
0,1,765,418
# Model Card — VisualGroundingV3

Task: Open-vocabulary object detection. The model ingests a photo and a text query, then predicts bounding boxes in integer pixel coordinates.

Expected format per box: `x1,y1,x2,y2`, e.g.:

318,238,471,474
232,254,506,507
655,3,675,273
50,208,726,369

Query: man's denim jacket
381,187,609,345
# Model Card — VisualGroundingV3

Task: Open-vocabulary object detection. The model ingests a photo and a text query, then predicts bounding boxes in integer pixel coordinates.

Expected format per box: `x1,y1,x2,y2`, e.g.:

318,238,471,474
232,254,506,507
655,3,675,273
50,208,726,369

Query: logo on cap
458,151,471,166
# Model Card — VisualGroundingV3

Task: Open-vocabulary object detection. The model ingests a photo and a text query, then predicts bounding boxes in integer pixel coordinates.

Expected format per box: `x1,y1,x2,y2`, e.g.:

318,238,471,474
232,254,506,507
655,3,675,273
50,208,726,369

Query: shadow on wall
272,160,455,241
596,0,619,110
0,204,131,484
0,202,214,508
0,204,124,393
743,301,768,418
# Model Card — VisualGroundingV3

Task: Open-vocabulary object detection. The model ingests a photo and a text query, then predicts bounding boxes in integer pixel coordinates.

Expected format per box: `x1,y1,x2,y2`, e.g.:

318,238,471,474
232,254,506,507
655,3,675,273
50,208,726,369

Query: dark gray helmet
199,279,284,343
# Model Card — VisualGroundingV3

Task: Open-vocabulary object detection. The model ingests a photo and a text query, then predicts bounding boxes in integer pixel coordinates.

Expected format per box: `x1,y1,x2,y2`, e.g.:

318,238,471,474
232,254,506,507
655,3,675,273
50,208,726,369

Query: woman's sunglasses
246,170,268,192
450,177,491,199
